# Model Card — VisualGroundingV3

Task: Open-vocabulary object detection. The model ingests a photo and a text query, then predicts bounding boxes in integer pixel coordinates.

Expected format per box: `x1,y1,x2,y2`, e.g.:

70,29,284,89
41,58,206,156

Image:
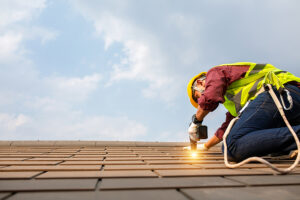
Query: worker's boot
289,150,298,159
270,150,298,160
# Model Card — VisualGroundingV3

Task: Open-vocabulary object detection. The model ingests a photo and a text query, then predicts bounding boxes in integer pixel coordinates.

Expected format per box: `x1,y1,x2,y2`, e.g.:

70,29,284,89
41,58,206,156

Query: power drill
190,114,208,150
190,125,208,150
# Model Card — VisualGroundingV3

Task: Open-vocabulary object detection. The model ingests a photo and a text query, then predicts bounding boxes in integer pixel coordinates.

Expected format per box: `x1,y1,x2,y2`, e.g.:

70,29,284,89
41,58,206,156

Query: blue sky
0,0,300,141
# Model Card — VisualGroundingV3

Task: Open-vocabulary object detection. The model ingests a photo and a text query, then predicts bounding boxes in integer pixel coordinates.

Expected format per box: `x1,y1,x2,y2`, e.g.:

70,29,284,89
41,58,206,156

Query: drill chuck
190,139,197,151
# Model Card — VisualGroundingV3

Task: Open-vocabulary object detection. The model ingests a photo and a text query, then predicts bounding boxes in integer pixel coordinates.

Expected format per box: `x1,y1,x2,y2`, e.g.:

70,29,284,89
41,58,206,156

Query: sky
0,0,300,141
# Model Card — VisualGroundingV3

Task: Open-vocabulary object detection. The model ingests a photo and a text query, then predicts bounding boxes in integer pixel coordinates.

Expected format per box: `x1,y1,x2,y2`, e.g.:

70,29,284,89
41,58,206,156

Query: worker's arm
195,105,210,122
214,112,234,140
205,135,222,149
204,112,234,150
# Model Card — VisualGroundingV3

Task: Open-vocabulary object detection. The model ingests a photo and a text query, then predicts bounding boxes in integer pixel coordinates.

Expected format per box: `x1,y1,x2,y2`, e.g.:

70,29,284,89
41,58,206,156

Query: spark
191,151,197,158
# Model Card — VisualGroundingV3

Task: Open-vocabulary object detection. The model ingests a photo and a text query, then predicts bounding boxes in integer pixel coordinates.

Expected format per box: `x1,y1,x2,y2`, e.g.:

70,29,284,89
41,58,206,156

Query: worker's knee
222,142,242,162
223,138,254,162
229,151,246,162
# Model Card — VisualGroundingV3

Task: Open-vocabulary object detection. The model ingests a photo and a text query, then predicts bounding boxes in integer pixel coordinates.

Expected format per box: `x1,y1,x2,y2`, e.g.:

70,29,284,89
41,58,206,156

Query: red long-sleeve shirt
197,65,250,140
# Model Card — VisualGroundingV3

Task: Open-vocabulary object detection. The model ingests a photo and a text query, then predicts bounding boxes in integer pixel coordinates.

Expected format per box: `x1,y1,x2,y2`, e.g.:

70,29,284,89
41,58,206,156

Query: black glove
192,114,202,125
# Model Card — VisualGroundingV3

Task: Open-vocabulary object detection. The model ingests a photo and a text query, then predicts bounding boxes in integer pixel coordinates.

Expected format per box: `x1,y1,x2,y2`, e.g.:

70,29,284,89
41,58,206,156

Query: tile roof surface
0,141,299,200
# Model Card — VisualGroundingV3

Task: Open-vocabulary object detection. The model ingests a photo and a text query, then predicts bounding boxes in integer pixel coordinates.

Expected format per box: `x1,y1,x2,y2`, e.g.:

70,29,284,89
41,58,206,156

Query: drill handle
197,125,208,139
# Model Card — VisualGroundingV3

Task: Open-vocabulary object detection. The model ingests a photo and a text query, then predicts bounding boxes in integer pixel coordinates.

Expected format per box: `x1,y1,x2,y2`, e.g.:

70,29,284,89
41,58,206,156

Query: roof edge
0,140,189,147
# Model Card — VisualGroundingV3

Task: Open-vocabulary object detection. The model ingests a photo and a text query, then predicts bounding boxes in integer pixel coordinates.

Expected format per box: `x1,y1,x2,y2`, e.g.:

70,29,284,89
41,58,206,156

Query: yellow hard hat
187,72,207,109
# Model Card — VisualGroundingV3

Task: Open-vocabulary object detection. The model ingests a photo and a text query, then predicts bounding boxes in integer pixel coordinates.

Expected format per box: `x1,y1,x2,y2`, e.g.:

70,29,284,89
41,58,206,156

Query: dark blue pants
225,84,300,162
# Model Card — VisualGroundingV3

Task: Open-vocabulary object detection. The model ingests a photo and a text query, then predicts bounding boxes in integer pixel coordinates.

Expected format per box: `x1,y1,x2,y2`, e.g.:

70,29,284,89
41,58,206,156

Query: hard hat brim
187,72,207,109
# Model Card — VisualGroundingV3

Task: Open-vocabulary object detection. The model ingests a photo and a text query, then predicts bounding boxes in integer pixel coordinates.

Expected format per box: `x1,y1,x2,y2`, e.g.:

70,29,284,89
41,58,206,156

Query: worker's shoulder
207,63,251,75
206,65,229,74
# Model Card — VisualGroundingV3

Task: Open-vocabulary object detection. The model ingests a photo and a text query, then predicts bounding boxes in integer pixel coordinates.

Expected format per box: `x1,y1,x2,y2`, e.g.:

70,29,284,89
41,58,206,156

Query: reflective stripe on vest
223,63,300,117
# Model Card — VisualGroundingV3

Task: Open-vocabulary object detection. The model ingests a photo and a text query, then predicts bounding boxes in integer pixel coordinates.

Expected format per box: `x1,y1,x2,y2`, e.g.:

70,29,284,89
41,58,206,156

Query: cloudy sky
0,0,300,141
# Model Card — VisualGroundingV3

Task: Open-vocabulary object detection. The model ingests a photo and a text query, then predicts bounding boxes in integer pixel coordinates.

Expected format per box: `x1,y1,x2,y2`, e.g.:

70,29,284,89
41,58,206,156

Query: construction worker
186,62,300,162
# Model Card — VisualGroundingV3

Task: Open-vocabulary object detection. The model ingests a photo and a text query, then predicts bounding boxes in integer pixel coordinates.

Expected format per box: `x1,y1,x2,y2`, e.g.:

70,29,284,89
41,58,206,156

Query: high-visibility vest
221,62,300,117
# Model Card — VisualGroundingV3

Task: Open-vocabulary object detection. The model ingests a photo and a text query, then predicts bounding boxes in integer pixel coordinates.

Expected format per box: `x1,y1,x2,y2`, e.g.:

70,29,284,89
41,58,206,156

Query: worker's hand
188,122,198,141
188,114,203,142
197,143,209,151
183,143,209,151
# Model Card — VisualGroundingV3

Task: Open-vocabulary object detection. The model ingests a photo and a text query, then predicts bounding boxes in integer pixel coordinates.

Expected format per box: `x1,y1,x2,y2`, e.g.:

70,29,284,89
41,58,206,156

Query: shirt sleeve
198,67,227,111
215,112,235,140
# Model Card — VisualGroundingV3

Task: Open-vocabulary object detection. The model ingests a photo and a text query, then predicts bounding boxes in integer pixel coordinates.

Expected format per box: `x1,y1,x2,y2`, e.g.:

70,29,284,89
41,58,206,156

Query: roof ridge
0,140,190,147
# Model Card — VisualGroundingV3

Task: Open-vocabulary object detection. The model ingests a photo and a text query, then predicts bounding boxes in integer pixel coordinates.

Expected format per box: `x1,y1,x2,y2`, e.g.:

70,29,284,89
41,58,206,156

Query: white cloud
157,130,188,142
26,26,59,45
24,97,70,113
52,115,147,140
0,0,46,28
0,110,147,140
93,13,133,49
0,71,148,140
0,113,31,132
0,0,57,63
0,27,58,64
45,74,102,102
167,13,202,65
20,74,103,113
0,31,23,62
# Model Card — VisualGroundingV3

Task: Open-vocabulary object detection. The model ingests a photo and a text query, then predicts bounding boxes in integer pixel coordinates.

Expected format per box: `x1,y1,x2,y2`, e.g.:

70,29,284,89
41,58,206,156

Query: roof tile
182,186,300,200
8,190,187,200
155,168,273,177
226,174,300,186
0,165,101,171
100,177,243,190
104,164,202,171
0,179,97,192
0,172,43,179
